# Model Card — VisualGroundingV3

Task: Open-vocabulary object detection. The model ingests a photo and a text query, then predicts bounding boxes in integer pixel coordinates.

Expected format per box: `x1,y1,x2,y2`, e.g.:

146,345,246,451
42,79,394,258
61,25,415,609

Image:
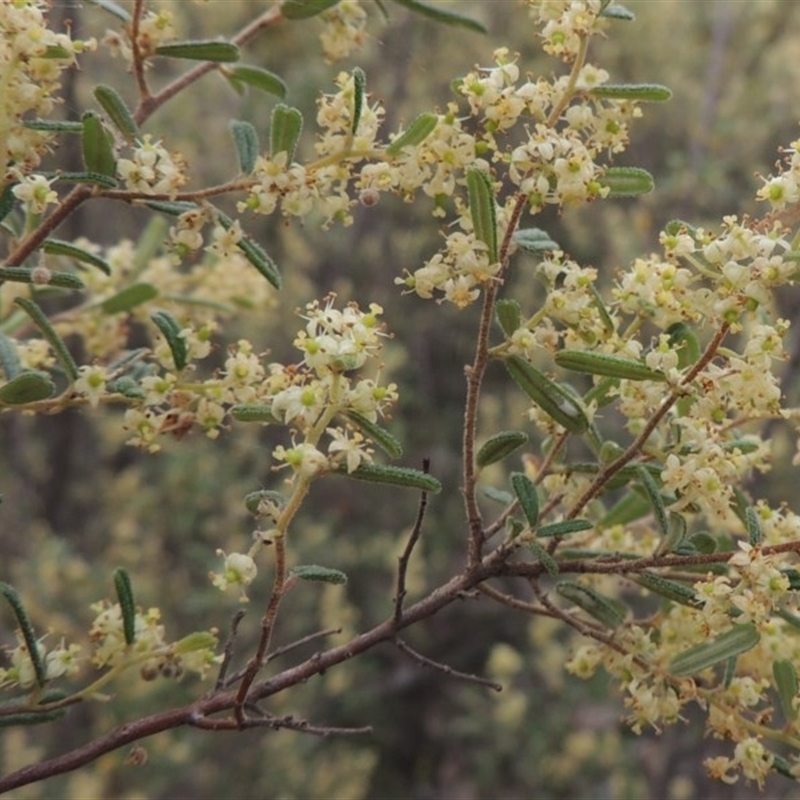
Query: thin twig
214,610,246,691
265,627,342,665
130,0,151,103
394,458,431,627
234,536,287,724
394,638,502,692
189,711,372,737
477,583,558,618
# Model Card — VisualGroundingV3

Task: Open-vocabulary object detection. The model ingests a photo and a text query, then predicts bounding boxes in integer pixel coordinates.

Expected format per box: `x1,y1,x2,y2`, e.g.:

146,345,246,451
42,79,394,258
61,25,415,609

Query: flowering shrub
3,0,800,793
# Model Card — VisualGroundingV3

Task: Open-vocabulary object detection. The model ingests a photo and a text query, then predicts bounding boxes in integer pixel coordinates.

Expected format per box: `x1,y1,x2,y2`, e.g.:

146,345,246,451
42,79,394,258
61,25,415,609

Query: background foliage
4,1,800,798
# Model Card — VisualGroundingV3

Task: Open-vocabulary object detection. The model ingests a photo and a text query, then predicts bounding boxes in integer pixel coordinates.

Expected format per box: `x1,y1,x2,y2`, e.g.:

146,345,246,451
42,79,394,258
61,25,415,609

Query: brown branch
394,638,502,692
464,193,529,568
394,458,431,627
0,551,513,794
130,0,151,102
214,609,246,691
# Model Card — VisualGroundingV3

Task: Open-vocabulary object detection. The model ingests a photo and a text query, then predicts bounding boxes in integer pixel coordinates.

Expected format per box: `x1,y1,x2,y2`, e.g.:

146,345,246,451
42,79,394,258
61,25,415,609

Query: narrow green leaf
133,216,169,271
230,120,260,175
466,168,498,263
281,0,340,19
511,472,539,527
633,572,700,608
0,334,22,380
42,239,112,275
151,310,187,371
351,67,366,136
101,282,158,314
113,568,136,646
778,607,800,632
23,120,84,133
723,438,761,456
94,85,139,142
774,754,797,780
244,489,286,516
225,65,287,98
666,322,700,368
529,541,559,575
144,200,199,216
391,0,486,33
230,404,279,423
782,568,800,591
155,41,240,63
0,583,46,687
689,532,717,555
590,83,671,103
215,212,281,289
583,376,619,408
106,376,145,399
600,166,654,197
599,3,635,20
599,491,651,528
512,227,560,253
495,299,521,337
0,371,56,404
340,463,441,493
290,564,348,584
0,267,85,290
722,655,737,689
537,519,593,538
482,486,514,505
49,171,118,188
504,355,588,434
588,284,615,334
774,659,798,721
745,506,763,546
556,580,627,629
385,113,438,156
669,623,760,677
636,465,668,536
0,690,70,727
81,112,116,177
87,0,131,21
171,632,217,657
344,410,403,459
270,104,303,163
555,349,666,382
0,183,17,225
476,430,527,468
655,511,687,556
14,297,79,381
42,45,72,59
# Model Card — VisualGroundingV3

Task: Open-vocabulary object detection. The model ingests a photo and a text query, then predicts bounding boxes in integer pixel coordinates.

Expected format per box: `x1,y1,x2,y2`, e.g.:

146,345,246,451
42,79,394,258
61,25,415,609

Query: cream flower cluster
1,0,95,177
318,0,368,62
116,135,187,197
115,295,396,472
102,8,176,64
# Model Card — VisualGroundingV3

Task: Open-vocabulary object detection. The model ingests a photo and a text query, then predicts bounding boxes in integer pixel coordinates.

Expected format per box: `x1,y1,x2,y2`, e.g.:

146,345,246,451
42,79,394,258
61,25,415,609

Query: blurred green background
4,1,800,797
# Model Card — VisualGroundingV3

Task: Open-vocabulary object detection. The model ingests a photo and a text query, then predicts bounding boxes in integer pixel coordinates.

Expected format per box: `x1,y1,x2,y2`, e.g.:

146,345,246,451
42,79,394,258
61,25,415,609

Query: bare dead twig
214,609,246,691
189,711,372,737
393,458,431,627
394,638,502,692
